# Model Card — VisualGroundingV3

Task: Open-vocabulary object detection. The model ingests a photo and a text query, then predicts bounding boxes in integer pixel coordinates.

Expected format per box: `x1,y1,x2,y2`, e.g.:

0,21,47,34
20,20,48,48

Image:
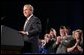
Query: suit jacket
56,35,72,54
23,15,42,53
23,15,41,41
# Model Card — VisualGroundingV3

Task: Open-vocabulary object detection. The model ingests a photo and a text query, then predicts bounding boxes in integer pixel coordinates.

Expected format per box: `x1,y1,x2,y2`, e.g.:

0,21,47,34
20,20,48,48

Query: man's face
60,29,66,36
64,29,69,35
23,6,31,18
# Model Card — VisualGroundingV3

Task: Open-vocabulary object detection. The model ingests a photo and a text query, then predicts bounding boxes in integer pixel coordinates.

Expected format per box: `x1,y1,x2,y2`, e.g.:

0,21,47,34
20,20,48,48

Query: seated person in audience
46,28,57,53
39,34,50,53
39,28,57,54
52,26,73,54
67,29,83,54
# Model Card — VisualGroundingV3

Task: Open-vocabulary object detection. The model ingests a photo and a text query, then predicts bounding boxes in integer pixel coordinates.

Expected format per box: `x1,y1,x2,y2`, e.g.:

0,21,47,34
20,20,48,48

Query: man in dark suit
19,4,42,53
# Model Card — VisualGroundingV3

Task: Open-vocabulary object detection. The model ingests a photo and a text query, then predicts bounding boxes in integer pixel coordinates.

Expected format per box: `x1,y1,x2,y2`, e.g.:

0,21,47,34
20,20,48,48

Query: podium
1,25,24,54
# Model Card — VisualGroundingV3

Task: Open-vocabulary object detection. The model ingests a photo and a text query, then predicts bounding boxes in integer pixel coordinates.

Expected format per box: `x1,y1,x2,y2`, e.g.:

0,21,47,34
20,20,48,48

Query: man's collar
27,14,33,20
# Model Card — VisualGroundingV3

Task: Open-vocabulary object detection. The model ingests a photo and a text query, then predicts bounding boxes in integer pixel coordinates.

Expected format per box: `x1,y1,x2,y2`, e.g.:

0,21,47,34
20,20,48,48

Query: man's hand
56,36,62,44
19,31,28,35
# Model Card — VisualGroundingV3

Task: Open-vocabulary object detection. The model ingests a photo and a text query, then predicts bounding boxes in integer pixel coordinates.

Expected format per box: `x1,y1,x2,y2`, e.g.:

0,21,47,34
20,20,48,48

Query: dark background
1,0,83,38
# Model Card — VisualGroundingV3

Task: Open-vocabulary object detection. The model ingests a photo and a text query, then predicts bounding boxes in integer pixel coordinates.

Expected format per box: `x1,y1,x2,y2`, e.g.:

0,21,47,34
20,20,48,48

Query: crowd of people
38,26,83,54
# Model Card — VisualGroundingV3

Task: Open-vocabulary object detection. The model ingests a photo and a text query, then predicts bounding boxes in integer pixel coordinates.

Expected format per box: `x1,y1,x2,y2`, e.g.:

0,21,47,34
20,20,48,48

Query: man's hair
50,28,54,31
60,26,70,30
60,26,66,29
50,28,56,37
24,4,34,13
